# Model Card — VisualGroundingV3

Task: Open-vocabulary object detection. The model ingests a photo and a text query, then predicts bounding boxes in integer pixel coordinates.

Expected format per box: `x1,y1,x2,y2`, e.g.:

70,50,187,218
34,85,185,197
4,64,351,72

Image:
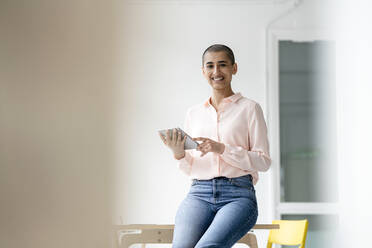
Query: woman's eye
207,65,214,69
220,64,227,67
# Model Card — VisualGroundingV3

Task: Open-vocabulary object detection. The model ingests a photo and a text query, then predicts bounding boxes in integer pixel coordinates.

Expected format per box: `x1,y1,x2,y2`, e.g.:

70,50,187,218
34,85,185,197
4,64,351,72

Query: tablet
159,127,199,150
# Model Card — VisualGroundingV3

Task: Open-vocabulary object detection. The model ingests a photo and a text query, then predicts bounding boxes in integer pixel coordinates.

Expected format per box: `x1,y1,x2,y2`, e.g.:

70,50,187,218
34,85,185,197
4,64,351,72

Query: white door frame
266,28,338,219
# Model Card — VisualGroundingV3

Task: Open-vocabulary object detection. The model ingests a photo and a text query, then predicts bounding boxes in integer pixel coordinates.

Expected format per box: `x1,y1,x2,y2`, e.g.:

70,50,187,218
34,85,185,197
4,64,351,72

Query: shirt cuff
179,151,193,163
178,151,193,175
222,143,232,156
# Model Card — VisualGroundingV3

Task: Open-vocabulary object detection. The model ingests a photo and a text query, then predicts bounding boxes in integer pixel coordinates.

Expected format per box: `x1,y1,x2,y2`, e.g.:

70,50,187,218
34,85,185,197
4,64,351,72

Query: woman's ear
232,63,238,75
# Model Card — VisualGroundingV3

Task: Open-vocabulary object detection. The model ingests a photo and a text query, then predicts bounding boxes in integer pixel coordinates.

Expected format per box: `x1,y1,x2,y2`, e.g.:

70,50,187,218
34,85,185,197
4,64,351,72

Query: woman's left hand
193,137,225,157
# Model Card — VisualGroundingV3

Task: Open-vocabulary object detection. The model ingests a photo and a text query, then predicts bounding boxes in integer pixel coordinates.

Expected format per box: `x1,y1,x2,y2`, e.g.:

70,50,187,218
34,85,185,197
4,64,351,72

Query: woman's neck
211,88,234,110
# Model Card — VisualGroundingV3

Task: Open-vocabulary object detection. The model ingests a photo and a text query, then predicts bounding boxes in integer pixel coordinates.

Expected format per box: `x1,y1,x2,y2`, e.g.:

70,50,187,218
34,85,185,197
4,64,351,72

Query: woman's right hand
159,129,186,160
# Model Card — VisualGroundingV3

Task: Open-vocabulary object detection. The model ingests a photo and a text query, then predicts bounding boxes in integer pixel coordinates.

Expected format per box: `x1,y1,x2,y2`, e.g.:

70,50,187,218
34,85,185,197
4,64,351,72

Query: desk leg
237,232,258,248
247,234,258,248
113,230,119,248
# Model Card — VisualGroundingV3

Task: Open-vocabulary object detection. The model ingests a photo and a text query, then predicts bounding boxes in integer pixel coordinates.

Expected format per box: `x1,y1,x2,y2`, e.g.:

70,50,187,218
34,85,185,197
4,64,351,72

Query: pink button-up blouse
178,92,271,185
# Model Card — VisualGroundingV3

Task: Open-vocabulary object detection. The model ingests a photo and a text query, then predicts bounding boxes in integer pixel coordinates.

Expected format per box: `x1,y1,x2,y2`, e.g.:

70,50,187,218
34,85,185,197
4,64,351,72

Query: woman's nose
213,65,220,74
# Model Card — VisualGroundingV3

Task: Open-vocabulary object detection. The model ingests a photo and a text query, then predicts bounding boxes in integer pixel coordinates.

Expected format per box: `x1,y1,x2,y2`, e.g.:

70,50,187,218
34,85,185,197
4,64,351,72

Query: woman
159,44,271,248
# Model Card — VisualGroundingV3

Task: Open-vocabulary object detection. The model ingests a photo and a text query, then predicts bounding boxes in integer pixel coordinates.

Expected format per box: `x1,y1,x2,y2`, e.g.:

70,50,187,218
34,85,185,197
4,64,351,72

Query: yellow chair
267,219,308,248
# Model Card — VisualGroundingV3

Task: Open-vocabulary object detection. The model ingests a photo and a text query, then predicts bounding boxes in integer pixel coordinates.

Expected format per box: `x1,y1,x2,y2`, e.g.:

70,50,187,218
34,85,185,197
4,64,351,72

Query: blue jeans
172,175,258,248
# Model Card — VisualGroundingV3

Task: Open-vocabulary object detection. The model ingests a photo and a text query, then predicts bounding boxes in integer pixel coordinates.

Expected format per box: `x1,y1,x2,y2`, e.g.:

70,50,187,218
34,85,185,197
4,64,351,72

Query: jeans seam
226,207,258,247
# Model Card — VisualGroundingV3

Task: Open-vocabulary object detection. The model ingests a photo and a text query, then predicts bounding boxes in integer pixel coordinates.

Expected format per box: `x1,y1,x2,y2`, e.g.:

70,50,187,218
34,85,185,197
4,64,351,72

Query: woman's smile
202,51,237,92
211,76,225,83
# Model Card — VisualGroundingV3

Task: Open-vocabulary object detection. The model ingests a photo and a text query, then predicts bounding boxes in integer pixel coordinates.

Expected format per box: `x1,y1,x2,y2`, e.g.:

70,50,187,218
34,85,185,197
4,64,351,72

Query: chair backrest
266,219,308,248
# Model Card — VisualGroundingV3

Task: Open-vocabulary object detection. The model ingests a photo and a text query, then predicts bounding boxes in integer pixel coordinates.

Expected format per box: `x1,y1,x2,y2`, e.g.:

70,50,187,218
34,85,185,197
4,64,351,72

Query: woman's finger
193,137,207,142
172,128,177,144
158,132,167,144
177,131,182,144
166,129,171,144
182,134,187,144
197,142,206,151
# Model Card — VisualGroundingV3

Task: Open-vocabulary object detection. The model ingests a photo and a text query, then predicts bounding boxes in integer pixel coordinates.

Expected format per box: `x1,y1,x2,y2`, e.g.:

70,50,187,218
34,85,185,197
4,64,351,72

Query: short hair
202,44,235,66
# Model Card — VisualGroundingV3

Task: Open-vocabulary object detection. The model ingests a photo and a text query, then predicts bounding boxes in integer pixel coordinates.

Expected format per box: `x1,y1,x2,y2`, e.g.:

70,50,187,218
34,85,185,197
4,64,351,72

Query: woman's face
202,51,237,91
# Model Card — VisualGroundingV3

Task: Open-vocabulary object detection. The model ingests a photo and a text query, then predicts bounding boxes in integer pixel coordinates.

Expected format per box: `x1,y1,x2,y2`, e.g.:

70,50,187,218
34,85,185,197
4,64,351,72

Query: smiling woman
159,44,271,248
202,45,237,93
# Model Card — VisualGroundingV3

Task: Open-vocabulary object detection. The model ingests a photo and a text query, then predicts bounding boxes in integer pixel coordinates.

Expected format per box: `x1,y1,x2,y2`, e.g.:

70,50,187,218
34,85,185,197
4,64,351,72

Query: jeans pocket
191,179,198,186
230,176,255,192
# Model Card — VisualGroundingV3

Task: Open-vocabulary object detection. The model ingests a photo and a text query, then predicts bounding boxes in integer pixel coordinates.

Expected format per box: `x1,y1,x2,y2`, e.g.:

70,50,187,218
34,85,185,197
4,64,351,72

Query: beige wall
0,1,118,247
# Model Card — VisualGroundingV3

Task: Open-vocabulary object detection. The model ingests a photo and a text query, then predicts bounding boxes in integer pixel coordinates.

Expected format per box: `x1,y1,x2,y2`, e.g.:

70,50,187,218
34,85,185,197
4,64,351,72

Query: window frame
266,28,339,219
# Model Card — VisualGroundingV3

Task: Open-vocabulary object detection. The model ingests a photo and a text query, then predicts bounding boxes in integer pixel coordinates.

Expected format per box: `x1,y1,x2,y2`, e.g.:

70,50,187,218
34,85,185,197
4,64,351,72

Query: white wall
334,1,372,247
114,0,331,247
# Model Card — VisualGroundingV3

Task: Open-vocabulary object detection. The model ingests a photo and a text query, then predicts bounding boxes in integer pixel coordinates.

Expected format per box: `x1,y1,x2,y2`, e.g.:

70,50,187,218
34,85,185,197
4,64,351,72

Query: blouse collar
204,92,242,108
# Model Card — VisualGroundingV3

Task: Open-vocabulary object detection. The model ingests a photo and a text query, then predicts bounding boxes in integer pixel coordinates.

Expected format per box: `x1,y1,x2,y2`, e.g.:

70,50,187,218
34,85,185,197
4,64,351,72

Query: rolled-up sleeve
220,103,271,172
